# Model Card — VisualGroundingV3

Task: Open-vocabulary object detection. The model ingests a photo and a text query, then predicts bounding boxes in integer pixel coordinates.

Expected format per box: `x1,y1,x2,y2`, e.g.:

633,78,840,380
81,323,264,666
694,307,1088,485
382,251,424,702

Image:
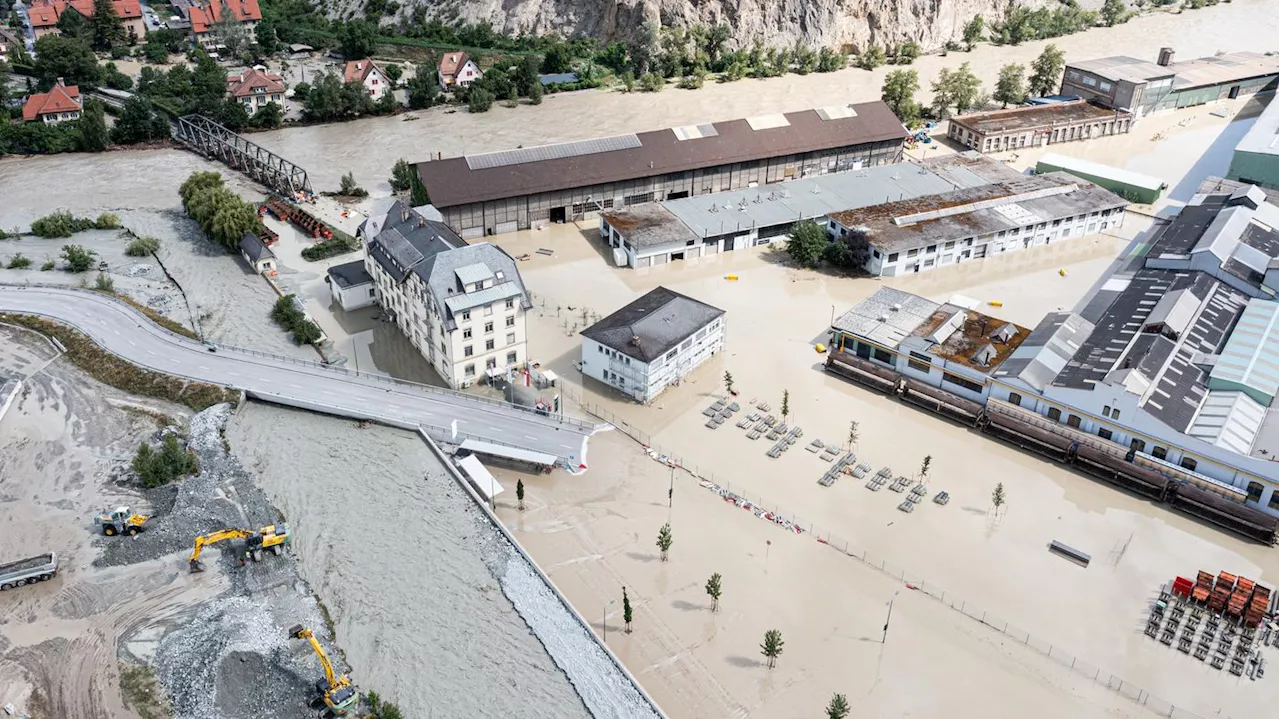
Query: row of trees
52,0,135,51
179,171,262,252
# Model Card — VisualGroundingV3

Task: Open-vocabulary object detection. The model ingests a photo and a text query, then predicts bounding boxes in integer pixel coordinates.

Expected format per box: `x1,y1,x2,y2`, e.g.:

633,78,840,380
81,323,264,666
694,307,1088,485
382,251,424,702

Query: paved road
0,286,595,462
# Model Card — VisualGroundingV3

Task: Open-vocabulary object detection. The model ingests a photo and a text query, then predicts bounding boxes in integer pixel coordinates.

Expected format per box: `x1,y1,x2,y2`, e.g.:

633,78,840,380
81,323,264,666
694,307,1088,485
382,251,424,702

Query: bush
339,171,368,198
96,212,122,229
467,88,494,113
639,72,665,92
41,260,56,271
30,210,76,238
61,244,97,273
300,235,359,261
94,272,115,291
125,236,161,256
6,254,32,269
132,433,200,488
271,294,324,345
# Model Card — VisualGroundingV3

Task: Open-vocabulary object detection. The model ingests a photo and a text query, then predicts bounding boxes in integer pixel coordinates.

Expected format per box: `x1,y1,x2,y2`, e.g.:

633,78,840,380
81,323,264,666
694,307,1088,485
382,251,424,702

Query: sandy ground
224,402,594,717
0,323,224,718
244,0,1278,193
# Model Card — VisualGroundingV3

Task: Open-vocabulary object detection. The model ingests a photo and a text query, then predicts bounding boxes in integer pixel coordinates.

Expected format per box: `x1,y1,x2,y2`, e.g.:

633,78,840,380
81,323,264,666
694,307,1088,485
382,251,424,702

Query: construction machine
288,624,358,716
94,506,148,536
188,524,290,572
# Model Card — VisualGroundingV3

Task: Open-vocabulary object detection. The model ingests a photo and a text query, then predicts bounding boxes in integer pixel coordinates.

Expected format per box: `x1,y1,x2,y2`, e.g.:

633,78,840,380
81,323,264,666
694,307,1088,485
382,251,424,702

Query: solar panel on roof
746,114,790,131
465,134,643,170
816,105,858,121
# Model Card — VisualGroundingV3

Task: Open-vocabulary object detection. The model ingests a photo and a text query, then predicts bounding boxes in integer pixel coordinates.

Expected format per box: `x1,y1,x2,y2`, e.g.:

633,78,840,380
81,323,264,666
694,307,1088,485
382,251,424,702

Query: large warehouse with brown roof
414,101,908,238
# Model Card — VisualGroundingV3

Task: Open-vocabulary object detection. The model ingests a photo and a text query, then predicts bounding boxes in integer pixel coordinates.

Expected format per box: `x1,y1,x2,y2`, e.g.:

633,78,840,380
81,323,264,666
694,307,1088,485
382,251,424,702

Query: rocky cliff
371,0,1082,53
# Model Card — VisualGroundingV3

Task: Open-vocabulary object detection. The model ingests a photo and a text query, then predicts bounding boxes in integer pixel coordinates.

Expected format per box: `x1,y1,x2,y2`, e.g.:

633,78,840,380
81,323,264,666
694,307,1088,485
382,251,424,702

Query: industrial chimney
1157,47,1175,67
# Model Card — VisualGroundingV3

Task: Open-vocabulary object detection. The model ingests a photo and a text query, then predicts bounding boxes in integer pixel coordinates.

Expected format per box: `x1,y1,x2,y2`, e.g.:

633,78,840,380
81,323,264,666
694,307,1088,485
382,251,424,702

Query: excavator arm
288,625,356,714
292,627,339,688
188,529,254,572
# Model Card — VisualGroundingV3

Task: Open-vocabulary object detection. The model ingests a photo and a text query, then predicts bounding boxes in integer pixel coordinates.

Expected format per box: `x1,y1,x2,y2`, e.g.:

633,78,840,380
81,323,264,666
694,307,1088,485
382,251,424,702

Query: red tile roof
437,52,471,79
227,68,286,97
188,0,261,34
28,0,142,29
343,59,384,85
22,80,82,122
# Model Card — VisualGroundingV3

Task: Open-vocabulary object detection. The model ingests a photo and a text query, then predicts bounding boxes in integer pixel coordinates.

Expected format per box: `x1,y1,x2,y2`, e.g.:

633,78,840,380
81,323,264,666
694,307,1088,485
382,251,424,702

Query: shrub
6,254,32,269
300,234,358,261
61,244,97,273
640,72,665,92
125,236,161,256
95,213,122,229
30,210,76,238
468,88,494,113
271,294,324,344
132,433,199,488
94,272,115,291
339,171,369,198
41,260,56,271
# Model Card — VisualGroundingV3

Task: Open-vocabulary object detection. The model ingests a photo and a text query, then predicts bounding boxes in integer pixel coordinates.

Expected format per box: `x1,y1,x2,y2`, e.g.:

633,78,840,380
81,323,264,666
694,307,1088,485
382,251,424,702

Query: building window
907,248,919,258
887,252,899,263
461,310,471,320
486,357,497,369
598,345,603,353
907,351,932,373
464,364,476,377
506,332,516,344
942,373,984,393
484,321,494,333
464,345,474,357
666,349,677,361
1097,427,1113,441
1130,438,1146,453
1067,414,1081,428
1246,482,1264,504
507,351,518,365
1110,408,1120,420
1103,405,1111,417
485,339,495,351
1270,492,1279,511
872,347,893,364
1152,446,1167,460
506,316,515,327
485,304,494,316
1008,393,1022,407
463,329,472,339
1180,457,1197,472
1047,407,1062,422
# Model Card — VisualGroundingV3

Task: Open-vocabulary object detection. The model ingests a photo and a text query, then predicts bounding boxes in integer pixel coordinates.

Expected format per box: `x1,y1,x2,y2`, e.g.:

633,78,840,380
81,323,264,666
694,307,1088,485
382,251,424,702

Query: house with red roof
185,0,261,47
343,59,390,100
28,0,147,43
437,51,482,91
227,67,286,110
22,80,83,124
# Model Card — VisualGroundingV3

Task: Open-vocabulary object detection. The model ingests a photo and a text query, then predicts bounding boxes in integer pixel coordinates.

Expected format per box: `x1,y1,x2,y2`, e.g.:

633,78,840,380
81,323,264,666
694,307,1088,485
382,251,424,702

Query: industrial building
945,99,1133,154
580,287,725,403
1061,48,1278,117
415,102,907,238
1034,153,1166,205
1227,98,1279,190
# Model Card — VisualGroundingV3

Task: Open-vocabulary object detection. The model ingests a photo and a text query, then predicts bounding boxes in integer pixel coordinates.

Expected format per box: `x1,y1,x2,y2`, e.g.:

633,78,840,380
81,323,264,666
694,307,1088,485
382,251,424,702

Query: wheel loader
93,506,148,536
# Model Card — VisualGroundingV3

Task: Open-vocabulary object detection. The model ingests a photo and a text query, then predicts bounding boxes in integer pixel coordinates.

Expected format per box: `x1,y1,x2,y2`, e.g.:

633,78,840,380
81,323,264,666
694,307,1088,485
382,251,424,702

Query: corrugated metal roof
453,262,494,286
442,281,523,315
459,439,557,465
1038,153,1165,192
832,287,939,348
464,134,643,170
1208,298,1279,405
1235,96,1279,157
1187,391,1267,456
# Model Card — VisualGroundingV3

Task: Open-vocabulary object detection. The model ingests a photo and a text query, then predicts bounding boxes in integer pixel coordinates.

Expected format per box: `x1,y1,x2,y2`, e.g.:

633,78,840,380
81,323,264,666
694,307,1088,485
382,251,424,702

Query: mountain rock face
375,0,1073,52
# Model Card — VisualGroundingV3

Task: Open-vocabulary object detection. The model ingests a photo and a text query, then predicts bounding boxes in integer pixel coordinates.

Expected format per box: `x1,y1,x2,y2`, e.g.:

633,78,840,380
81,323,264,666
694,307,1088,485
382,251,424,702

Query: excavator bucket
189,559,206,573
288,624,307,639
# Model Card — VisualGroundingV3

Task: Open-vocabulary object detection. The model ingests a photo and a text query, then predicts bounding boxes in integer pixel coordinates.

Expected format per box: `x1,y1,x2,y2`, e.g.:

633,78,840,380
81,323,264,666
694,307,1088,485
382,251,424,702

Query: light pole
668,463,674,508
882,589,901,644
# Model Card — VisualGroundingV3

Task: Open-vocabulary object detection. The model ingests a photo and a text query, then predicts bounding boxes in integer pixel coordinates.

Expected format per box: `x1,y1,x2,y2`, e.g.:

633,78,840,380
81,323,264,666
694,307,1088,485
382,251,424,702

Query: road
0,286,596,463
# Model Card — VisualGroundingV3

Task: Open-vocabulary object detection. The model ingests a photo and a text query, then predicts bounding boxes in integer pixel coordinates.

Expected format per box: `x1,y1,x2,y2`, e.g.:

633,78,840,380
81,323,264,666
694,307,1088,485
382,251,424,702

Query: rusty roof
949,100,1130,135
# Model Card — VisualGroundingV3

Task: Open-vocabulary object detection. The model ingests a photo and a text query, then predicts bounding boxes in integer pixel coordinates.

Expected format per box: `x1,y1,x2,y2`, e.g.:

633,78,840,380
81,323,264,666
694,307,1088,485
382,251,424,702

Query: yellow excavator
188,524,290,572
289,624,358,716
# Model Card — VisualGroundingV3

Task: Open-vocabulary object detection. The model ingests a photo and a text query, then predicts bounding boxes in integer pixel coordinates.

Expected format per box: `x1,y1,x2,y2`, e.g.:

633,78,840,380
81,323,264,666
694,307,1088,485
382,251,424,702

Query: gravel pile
95,404,281,569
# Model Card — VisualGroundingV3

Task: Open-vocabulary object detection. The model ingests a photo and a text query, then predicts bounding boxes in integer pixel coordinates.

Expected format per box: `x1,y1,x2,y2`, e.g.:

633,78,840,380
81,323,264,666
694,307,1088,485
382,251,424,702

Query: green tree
56,7,93,43
384,63,403,86
785,220,828,268
920,455,932,481
218,98,250,131
406,71,439,110
894,41,922,64
622,586,633,633
94,271,114,291
931,63,983,117
781,390,790,421
962,14,985,50
250,102,283,129
90,0,127,50
992,482,1007,515
340,171,367,197
857,45,886,70
34,34,102,89
388,158,416,192
78,99,109,152
541,43,573,74
723,371,734,396
340,20,378,60
639,72,665,92
208,200,260,251
61,244,96,272
994,63,1027,107
816,47,845,72
827,693,851,719
618,70,636,92
705,572,723,612
848,420,859,451
881,69,921,125
760,629,784,668
656,522,673,561
255,16,281,55
1101,0,1129,26
516,479,525,511
527,79,544,105
468,87,494,113
1029,44,1066,98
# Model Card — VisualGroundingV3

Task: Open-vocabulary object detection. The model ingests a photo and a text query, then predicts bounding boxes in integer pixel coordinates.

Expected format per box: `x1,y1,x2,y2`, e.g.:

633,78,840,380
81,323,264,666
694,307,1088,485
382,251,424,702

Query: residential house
361,201,532,389
343,59,390,99
327,260,375,311
27,0,148,42
580,287,726,403
437,51,482,91
182,0,260,47
226,67,285,110
238,232,275,273
22,80,82,124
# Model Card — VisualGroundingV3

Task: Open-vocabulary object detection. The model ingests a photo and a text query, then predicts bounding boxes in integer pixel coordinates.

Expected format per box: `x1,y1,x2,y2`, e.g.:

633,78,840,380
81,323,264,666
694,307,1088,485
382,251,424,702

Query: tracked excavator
188,525,290,572
289,624,358,716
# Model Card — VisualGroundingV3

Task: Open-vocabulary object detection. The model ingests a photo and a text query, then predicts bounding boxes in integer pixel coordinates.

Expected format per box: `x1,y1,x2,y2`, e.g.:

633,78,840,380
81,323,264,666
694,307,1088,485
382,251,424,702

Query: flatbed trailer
0,552,58,590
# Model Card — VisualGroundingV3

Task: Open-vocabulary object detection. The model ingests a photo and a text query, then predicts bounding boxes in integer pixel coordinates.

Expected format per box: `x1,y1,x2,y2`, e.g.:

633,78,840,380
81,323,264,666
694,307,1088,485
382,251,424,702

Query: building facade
437,52,482,90
415,103,907,239
21,80,81,123
361,202,531,388
1061,49,1278,118
1227,97,1279,191
946,100,1133,155
182,0,260,47
28,0,147,42
580,287,725,403
226,68,285,110
343,59,390,99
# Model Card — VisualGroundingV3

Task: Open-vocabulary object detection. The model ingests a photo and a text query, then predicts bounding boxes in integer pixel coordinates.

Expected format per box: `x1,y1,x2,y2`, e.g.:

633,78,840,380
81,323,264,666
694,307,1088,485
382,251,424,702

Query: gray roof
453,262,495,286
425,243,530,329
993,312,1096,392
832,287,940,348
365,201,464,282
328,260,373,288
239,232,274,262
601,204,698,250
582,287,725,363
1068,56,1176,84
1236,97,1279,158
1069,51,1277,90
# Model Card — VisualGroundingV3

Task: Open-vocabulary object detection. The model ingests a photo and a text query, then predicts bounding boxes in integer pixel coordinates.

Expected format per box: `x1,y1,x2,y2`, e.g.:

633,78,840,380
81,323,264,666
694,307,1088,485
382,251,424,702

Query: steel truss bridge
172,114,312,196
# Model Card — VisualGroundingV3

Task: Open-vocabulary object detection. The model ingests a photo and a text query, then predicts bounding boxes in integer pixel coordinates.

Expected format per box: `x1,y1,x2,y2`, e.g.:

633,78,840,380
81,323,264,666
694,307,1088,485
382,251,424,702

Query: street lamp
668,463,674,508
882,589,901,644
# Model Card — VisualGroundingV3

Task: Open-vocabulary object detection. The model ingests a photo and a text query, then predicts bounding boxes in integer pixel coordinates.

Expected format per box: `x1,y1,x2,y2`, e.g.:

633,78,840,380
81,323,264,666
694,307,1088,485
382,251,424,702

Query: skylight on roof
745,114,790,131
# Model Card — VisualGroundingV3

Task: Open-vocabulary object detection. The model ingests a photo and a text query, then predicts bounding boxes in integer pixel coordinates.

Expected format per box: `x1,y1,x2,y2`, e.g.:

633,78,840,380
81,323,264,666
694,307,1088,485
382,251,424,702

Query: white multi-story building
362,202,531,388
580,287,725,403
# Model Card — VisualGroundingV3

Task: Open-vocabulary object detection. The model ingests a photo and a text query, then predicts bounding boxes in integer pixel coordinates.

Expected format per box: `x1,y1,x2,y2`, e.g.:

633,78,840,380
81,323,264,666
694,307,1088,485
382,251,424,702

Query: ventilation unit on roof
878,314,890,322
891,303,902,312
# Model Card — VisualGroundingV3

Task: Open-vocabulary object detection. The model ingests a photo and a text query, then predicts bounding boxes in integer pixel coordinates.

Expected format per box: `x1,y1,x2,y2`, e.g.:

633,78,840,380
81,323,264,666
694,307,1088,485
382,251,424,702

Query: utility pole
668,463,674,508
882,589,900,644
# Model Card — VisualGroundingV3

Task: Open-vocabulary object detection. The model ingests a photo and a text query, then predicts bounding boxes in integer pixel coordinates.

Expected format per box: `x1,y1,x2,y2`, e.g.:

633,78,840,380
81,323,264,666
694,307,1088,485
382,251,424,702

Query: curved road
0,286,594,463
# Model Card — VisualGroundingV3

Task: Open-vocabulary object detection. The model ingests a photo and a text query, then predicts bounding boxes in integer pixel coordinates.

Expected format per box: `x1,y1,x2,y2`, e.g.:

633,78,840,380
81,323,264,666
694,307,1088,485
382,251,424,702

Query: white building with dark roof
361,201,531,388
580,287,725,402
327,260,375,311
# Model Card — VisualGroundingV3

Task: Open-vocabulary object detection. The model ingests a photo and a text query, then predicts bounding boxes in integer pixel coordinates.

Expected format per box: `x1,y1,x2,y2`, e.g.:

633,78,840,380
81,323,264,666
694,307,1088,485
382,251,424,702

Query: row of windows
461,314,516,339
463,333,519,357
463,352,520,377
879,210,1118,264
